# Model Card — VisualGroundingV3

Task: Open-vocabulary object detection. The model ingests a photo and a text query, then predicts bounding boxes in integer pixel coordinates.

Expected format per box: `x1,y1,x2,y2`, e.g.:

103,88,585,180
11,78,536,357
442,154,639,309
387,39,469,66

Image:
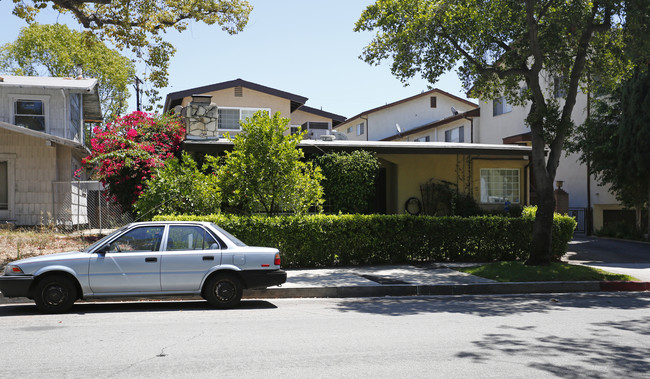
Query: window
430,96,437,108
166,226,219,251
414,136,430,142
290,125,302,135
492,97,512,116
15,100,45,132
444,126,465,142
347,126,353,134
108,226,165,252
357,122,365,136
69,93,81,141
218,107,268,130
0,162,7,210
480,168,520,204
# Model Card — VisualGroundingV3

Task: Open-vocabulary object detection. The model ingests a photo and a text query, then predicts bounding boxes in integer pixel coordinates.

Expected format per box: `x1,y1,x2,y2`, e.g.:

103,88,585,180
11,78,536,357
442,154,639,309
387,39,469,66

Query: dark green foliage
155,213,576,268
420,179,483,217
313,151,379,214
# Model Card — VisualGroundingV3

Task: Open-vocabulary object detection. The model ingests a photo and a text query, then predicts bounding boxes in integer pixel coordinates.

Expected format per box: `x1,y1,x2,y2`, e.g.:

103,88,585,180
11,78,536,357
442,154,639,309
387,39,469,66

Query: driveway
564,236,650,281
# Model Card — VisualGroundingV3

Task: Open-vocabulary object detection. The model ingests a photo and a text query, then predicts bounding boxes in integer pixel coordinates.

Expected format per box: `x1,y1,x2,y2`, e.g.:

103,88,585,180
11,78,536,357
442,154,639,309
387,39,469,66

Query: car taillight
274,253,281,266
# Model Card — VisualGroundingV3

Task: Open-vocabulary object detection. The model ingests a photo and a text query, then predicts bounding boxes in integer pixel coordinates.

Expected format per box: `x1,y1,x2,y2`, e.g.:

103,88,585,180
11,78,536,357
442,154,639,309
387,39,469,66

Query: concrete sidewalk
2,263,649,306
244,263,649,299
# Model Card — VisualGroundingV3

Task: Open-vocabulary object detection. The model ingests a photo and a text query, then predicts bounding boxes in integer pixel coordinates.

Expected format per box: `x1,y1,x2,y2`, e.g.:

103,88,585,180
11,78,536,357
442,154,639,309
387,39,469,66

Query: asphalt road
564,237,650,281
1,293,649,378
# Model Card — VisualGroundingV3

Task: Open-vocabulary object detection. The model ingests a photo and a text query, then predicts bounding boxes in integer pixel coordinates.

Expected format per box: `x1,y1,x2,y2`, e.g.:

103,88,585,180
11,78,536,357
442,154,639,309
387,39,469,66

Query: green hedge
154,213,576,268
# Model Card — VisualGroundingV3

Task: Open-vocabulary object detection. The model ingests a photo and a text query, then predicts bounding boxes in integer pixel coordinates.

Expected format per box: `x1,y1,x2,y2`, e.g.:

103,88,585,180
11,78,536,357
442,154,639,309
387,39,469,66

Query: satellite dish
396,123,402,137
451,106,459,115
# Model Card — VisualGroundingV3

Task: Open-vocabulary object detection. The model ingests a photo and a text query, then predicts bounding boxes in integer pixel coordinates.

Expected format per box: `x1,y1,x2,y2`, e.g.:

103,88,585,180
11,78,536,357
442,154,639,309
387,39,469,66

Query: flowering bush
82,111,185,212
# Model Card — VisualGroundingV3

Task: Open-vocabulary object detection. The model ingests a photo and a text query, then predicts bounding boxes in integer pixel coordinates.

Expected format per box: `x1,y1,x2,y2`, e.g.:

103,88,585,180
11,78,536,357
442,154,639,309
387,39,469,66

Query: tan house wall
290,109,332,127
181,87,291,124
0,128,74,225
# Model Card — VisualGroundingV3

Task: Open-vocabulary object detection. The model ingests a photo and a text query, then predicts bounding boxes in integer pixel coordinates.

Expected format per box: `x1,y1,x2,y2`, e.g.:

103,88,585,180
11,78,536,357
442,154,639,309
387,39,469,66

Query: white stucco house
473,77,623,233
333,88,479,143
0,75,102,226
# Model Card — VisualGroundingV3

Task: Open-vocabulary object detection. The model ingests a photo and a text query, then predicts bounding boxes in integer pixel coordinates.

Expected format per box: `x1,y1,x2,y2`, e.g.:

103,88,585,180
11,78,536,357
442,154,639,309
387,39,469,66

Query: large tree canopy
356,0,648,264
9,0,252,109
0,23,135,120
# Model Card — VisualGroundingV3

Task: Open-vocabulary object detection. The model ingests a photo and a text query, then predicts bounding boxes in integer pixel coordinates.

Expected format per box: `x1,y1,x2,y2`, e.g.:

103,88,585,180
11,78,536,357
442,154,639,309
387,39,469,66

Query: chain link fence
52,181,133,234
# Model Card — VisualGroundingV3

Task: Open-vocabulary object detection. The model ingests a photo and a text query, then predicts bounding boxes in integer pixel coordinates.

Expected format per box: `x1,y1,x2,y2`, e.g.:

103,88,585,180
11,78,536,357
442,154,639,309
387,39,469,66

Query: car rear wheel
33,275,77,313
204,273,243,309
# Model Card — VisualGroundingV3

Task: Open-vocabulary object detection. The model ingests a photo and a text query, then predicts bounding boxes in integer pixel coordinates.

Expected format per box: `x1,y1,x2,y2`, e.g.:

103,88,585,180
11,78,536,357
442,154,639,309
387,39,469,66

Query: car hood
10,251,88,266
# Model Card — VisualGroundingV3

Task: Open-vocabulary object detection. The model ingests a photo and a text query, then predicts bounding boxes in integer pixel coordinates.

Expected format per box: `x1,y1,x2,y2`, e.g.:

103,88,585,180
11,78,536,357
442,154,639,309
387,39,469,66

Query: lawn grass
457,261,639,282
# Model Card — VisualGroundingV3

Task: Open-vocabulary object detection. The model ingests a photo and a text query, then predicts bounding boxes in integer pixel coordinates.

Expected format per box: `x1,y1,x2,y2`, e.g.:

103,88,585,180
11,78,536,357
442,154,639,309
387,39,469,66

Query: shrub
313,150,379,214
154,213,576,268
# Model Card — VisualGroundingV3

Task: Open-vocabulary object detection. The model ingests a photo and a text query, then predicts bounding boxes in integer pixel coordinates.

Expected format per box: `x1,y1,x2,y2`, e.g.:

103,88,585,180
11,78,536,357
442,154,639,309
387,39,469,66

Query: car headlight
4,265,24,275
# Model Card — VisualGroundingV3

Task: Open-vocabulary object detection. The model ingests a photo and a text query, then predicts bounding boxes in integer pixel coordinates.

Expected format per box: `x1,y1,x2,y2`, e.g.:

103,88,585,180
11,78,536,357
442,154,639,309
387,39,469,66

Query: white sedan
0,221,286,313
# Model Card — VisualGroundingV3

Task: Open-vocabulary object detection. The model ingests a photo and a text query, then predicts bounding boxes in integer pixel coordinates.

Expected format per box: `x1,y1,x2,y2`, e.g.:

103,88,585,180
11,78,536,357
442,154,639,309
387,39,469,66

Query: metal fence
52,181,133,233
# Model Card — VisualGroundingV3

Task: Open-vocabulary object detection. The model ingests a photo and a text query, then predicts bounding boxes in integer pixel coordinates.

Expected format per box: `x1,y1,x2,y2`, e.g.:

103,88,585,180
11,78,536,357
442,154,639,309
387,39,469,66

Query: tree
313,151,379,214
355,0,647,264
0,23,134,120
216,111,324,216
574,68,650,239
82,111,185,213
10,0,253,109
134,153,221,219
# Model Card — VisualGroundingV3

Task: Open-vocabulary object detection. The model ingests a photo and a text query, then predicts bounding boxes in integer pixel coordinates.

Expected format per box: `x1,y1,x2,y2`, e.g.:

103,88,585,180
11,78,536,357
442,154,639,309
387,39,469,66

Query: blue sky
0,0,472,118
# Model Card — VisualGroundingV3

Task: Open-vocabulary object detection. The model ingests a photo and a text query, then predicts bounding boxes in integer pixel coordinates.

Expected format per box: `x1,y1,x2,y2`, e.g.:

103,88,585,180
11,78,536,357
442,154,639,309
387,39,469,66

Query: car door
89,225,164,293
160,225,222,291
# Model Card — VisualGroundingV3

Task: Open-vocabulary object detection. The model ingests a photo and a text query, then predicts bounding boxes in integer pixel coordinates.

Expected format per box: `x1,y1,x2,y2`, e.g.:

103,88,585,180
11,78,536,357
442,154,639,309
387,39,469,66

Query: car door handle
145,257,158,262
202,256,214,261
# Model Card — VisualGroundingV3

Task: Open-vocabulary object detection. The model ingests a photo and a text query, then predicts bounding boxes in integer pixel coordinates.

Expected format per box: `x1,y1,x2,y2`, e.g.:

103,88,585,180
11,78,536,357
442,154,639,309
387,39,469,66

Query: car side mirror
209,243,220,250
97,244,110,255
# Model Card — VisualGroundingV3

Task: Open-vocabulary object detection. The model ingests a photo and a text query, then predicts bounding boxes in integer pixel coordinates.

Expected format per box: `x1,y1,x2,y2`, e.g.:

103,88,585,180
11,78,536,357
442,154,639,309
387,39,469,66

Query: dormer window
15,99,45,132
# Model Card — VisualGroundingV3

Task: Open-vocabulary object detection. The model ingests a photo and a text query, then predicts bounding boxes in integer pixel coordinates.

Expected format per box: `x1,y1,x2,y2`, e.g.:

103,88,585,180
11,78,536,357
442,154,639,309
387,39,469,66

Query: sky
0,0,473,118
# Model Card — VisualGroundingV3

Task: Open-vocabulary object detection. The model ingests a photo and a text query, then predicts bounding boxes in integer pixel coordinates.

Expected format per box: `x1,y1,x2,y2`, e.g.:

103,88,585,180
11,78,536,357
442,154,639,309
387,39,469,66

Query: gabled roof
164,78,309,113
295,105,346,126
336,88,478,129
0,75,103,122
382,108,480,141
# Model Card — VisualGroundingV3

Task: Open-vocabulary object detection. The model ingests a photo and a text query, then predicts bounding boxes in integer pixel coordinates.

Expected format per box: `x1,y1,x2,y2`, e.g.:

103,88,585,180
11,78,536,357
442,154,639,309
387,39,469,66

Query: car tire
33,275,77,314
204,273,243,309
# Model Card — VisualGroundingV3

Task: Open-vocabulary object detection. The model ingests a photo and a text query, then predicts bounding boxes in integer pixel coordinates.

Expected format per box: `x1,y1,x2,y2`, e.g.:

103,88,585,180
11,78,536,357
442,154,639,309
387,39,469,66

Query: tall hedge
154,213,576,268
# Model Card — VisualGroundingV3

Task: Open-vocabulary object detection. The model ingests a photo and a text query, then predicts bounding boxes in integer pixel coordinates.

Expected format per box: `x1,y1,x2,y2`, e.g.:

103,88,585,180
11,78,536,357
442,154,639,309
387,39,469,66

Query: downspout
60,89,67,140
463,116,474,143
361,115,369,141
586,75,592,235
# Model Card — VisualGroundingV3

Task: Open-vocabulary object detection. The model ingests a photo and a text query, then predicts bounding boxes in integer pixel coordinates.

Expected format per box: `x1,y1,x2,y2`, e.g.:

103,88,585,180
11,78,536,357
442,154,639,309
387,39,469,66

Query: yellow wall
377,153,529,214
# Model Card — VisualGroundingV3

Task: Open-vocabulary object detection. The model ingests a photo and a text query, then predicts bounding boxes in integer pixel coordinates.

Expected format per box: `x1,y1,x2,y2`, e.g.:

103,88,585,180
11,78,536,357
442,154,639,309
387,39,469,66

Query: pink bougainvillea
82,111,185,212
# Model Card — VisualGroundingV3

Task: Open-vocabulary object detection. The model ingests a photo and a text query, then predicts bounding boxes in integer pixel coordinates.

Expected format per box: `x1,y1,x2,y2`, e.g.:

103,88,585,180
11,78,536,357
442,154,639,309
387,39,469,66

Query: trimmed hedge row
154,213,577,268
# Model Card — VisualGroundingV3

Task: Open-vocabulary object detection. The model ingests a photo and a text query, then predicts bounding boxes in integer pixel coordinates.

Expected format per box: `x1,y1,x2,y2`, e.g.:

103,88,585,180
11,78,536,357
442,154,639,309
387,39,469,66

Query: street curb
244,281,606,299
2,281,648,305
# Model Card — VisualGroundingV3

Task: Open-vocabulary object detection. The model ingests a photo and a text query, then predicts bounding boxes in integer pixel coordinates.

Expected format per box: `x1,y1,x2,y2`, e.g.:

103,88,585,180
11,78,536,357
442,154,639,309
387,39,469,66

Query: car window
166,226,219,251
108,226,164,253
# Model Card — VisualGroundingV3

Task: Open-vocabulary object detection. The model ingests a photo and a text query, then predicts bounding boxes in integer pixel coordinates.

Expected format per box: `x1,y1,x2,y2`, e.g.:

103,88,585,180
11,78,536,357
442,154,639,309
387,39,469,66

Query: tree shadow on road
456,317,650,378
333,293,650,317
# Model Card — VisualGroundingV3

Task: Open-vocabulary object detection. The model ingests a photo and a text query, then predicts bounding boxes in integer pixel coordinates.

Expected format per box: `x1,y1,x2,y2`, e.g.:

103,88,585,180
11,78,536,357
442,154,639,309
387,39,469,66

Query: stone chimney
554,181,569,215
185,95,219,139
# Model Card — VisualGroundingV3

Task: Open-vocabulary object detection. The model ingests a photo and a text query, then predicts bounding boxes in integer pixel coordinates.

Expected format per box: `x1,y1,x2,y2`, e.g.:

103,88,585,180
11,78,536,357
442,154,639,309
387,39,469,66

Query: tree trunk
647,177,650,241
527,172,556,265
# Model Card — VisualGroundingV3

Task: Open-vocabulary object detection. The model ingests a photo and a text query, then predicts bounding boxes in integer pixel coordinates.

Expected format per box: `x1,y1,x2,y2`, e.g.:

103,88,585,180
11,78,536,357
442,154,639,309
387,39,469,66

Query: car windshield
83,226,129,253
210,223,247,247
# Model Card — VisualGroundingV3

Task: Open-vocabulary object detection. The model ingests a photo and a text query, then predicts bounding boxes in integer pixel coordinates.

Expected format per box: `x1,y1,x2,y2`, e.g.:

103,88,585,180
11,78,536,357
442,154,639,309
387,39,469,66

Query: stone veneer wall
186,102,219,139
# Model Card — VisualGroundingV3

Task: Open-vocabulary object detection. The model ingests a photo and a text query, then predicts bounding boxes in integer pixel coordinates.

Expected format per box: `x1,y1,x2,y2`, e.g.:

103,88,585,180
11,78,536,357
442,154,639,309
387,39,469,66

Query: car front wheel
204,273,243,309
33,275,77,313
